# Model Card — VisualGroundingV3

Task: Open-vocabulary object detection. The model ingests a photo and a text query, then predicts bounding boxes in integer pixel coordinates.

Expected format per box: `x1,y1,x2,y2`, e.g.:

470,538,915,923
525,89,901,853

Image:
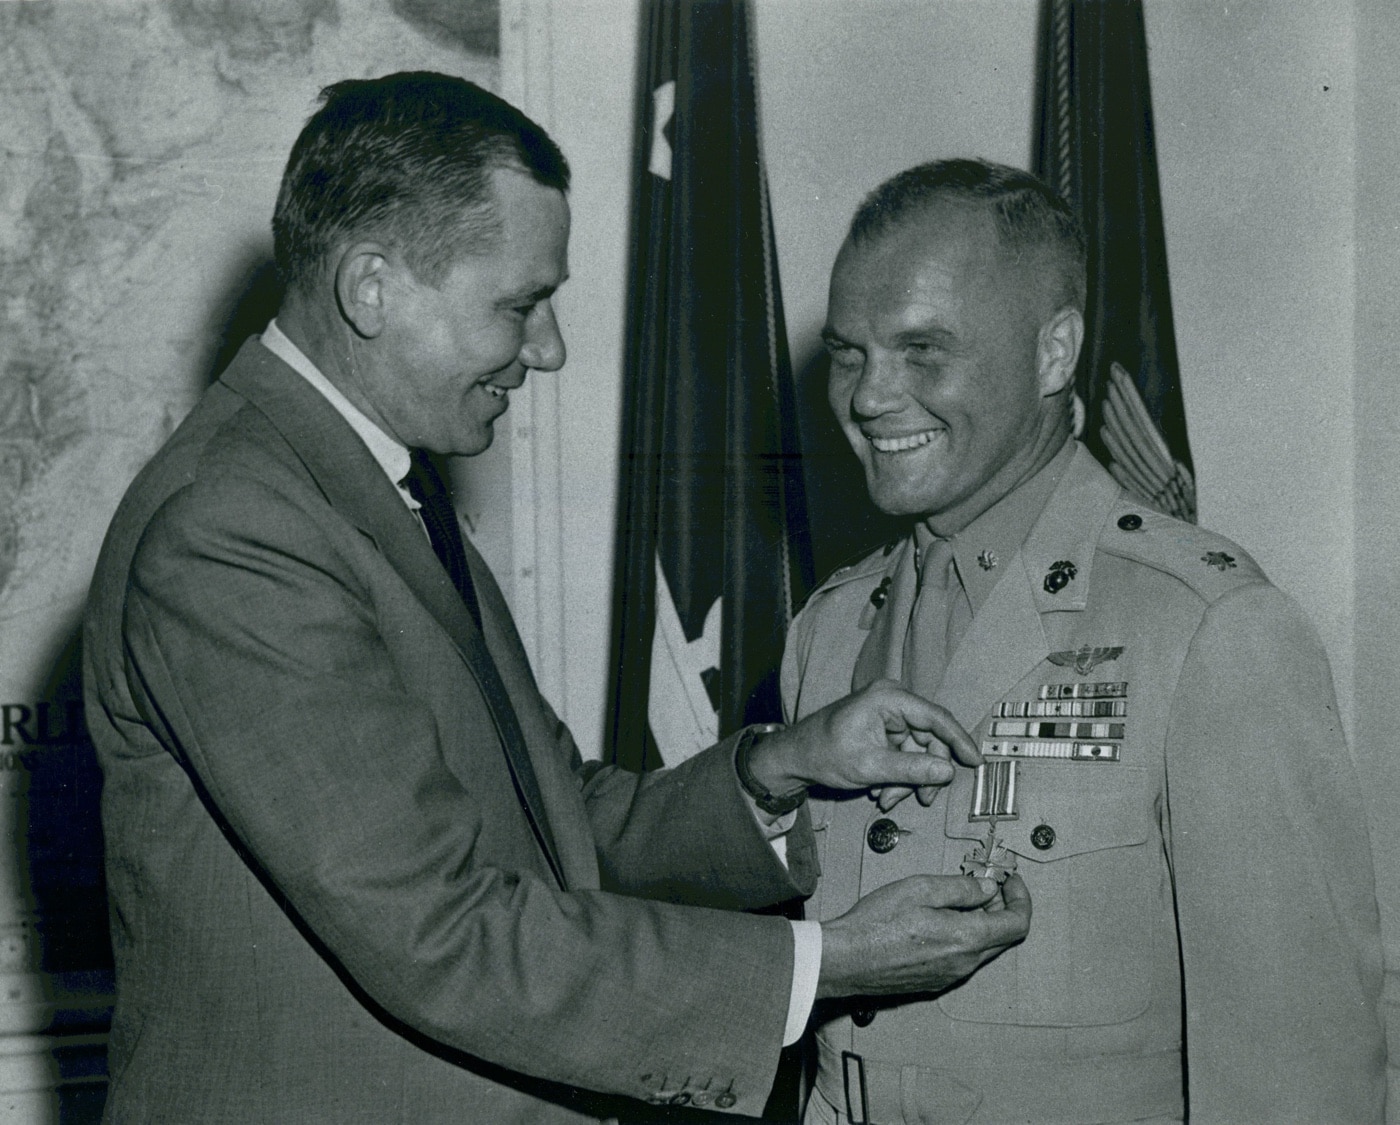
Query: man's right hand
744,679,981,806
816,874,1031,999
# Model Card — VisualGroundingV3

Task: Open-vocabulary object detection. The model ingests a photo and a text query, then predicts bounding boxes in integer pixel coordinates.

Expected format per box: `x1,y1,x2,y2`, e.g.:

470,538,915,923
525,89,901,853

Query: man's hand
816,874,1031,999
746,679,980,805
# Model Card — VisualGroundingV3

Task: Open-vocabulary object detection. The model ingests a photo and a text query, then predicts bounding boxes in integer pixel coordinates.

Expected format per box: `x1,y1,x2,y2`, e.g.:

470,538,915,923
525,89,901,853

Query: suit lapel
221,341,568,890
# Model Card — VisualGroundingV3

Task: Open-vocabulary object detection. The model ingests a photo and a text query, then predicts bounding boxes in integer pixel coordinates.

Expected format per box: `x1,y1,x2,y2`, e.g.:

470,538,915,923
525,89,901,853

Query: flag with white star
607,0,811,771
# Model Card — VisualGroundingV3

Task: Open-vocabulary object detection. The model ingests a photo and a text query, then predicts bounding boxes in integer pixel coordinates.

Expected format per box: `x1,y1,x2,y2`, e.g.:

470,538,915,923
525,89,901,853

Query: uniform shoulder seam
1097,503,1268,604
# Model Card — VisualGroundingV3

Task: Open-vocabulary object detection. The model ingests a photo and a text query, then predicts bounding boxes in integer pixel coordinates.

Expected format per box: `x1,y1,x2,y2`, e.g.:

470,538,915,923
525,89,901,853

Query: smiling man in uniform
82,78,1034,1123
784,158,1384,1124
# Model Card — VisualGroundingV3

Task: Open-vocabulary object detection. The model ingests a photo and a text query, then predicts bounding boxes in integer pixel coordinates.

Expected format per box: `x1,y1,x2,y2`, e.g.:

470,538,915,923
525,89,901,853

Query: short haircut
849,158,1086,313
272,71,570,292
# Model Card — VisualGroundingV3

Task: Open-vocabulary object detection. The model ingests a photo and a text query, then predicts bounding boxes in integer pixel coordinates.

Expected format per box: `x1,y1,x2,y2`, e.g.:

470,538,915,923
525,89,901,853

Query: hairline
846,198,1073,324
294,157,564,296
847,166,1086,315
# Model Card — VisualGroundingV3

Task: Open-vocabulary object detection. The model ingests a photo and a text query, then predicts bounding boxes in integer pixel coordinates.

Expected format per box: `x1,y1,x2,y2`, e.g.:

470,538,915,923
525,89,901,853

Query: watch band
735,723,807,816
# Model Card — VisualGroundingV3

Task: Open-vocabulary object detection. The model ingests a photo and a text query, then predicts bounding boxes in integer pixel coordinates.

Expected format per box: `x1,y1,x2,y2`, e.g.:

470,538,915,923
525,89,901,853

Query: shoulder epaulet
1099,497,1267,603
798,538,903,611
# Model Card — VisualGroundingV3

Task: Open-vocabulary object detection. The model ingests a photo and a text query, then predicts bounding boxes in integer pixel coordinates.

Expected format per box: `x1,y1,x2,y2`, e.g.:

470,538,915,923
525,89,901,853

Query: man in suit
83,76,1032,1123
785,159,1385,1124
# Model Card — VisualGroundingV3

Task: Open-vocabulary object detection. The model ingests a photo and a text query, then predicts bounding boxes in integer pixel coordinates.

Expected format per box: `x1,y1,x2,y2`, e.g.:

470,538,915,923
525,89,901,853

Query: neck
276,291,396,441
925,419,1072,538
275,291,350,384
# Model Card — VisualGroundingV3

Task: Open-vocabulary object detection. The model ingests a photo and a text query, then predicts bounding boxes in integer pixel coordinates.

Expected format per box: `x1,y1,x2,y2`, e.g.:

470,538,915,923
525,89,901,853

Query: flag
1036,0,1198,522
606,0,811,773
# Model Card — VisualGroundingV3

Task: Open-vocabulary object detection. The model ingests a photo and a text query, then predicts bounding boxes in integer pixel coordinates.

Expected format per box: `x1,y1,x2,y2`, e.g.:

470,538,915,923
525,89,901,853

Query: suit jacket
783,444,1384,1124
83,338,817,1123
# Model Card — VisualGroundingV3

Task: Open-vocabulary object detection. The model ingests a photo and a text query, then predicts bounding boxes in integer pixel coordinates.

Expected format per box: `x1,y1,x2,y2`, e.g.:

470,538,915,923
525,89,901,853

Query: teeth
869,430,937,453
483,385,507,399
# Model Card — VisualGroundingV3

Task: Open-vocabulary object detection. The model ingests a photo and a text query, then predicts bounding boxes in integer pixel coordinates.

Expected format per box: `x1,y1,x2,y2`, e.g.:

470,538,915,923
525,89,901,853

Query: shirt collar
926,438,1076,614
260,318,414,498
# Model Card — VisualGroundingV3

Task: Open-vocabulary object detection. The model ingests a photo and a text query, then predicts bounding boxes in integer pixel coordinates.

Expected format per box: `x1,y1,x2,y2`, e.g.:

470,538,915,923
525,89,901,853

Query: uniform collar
926,438,1076,614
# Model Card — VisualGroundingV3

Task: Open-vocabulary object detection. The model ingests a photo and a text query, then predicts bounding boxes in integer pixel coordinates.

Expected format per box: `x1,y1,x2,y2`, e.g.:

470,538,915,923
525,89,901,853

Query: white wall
756,0,1038,356
1149,0,1357,727
1354,0,1400,1100
504,0,640,759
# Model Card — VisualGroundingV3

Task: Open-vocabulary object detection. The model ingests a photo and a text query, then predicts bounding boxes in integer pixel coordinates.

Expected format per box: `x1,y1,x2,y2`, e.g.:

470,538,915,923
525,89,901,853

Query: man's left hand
747,679,979,809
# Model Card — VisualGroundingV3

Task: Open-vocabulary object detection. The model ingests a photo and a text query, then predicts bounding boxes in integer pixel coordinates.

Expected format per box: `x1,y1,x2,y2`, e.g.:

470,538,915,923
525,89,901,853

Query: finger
876,784,914,812
881,693,981,767
987,875,1032,938
914,875,999,910
999,873,1031,919
948,735,982,769
965,887,1032,952
915,783,939,806
867,749,955,792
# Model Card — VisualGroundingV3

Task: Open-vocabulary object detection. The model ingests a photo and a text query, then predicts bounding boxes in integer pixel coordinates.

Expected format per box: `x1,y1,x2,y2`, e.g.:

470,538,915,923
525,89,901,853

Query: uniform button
1117,513,1143,531
691,1092,712,1107
866,817,901,853
715,1092,737,1109
851,1007,876,1027
668,1092,691,1105
1030,824,1056,850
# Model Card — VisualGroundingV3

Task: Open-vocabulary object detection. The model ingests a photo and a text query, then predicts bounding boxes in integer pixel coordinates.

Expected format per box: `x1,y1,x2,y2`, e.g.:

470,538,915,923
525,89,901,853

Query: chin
864,475,942,520
449,425,495,458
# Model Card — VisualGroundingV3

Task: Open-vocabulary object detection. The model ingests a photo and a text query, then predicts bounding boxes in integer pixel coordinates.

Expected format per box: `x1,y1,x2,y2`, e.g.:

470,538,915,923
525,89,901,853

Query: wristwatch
735,723,807,816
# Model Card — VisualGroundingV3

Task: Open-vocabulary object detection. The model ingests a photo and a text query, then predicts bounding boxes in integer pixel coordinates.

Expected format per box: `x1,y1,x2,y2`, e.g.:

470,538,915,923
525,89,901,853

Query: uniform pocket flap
944,763,1151,862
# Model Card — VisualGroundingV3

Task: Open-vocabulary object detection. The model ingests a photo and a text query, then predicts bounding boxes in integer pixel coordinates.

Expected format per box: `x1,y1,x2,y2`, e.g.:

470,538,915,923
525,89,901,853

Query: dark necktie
402,450,483,631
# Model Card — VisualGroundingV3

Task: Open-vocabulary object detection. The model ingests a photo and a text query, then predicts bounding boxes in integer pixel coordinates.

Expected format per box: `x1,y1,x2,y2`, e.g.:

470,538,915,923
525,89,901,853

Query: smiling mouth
868,429,940,453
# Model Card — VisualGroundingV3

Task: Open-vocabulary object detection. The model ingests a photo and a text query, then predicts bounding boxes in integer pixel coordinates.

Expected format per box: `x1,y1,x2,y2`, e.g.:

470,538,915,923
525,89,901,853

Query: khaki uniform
784,443,1384,1124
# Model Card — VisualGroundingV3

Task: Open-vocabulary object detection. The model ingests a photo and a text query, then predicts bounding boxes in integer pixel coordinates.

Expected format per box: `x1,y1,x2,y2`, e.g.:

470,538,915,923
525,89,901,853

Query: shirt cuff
784,920,822,1046
744,790,800,834
745,795,798,868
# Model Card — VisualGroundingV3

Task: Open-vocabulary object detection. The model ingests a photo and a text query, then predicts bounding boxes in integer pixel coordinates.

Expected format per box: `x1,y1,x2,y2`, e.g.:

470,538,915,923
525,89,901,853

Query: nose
519,301,566,372
848,349,904,419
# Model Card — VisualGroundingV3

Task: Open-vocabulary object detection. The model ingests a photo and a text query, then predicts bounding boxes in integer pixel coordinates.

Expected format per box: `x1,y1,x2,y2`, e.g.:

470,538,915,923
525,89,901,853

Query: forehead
831,203,1010,317
454,167,570,291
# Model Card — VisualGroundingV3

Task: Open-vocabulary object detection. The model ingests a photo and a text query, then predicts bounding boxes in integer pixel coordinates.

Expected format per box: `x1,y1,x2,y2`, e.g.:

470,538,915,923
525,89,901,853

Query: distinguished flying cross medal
962,816,1017,884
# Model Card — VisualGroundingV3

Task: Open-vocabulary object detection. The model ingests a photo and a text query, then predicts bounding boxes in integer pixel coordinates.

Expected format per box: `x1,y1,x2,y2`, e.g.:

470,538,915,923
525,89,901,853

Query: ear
1036,306,1084,398
334,242,391,339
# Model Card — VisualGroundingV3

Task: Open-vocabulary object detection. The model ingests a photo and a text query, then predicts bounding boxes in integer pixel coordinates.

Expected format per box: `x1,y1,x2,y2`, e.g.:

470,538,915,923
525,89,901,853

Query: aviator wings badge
1048,645,1125,676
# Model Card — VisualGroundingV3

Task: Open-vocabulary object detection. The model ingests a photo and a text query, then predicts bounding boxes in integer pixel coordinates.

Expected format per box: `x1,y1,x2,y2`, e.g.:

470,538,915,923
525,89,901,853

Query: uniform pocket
938,764,1156,1026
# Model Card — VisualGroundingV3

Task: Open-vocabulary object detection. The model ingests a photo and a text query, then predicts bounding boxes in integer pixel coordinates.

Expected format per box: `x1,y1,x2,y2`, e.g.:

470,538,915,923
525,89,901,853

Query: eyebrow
500,274,569,306
892,326,956,347
820,325,957,348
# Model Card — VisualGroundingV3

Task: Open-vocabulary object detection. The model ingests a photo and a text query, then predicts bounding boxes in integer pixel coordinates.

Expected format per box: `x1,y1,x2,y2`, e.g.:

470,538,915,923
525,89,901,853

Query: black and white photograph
0,1,1393,1121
